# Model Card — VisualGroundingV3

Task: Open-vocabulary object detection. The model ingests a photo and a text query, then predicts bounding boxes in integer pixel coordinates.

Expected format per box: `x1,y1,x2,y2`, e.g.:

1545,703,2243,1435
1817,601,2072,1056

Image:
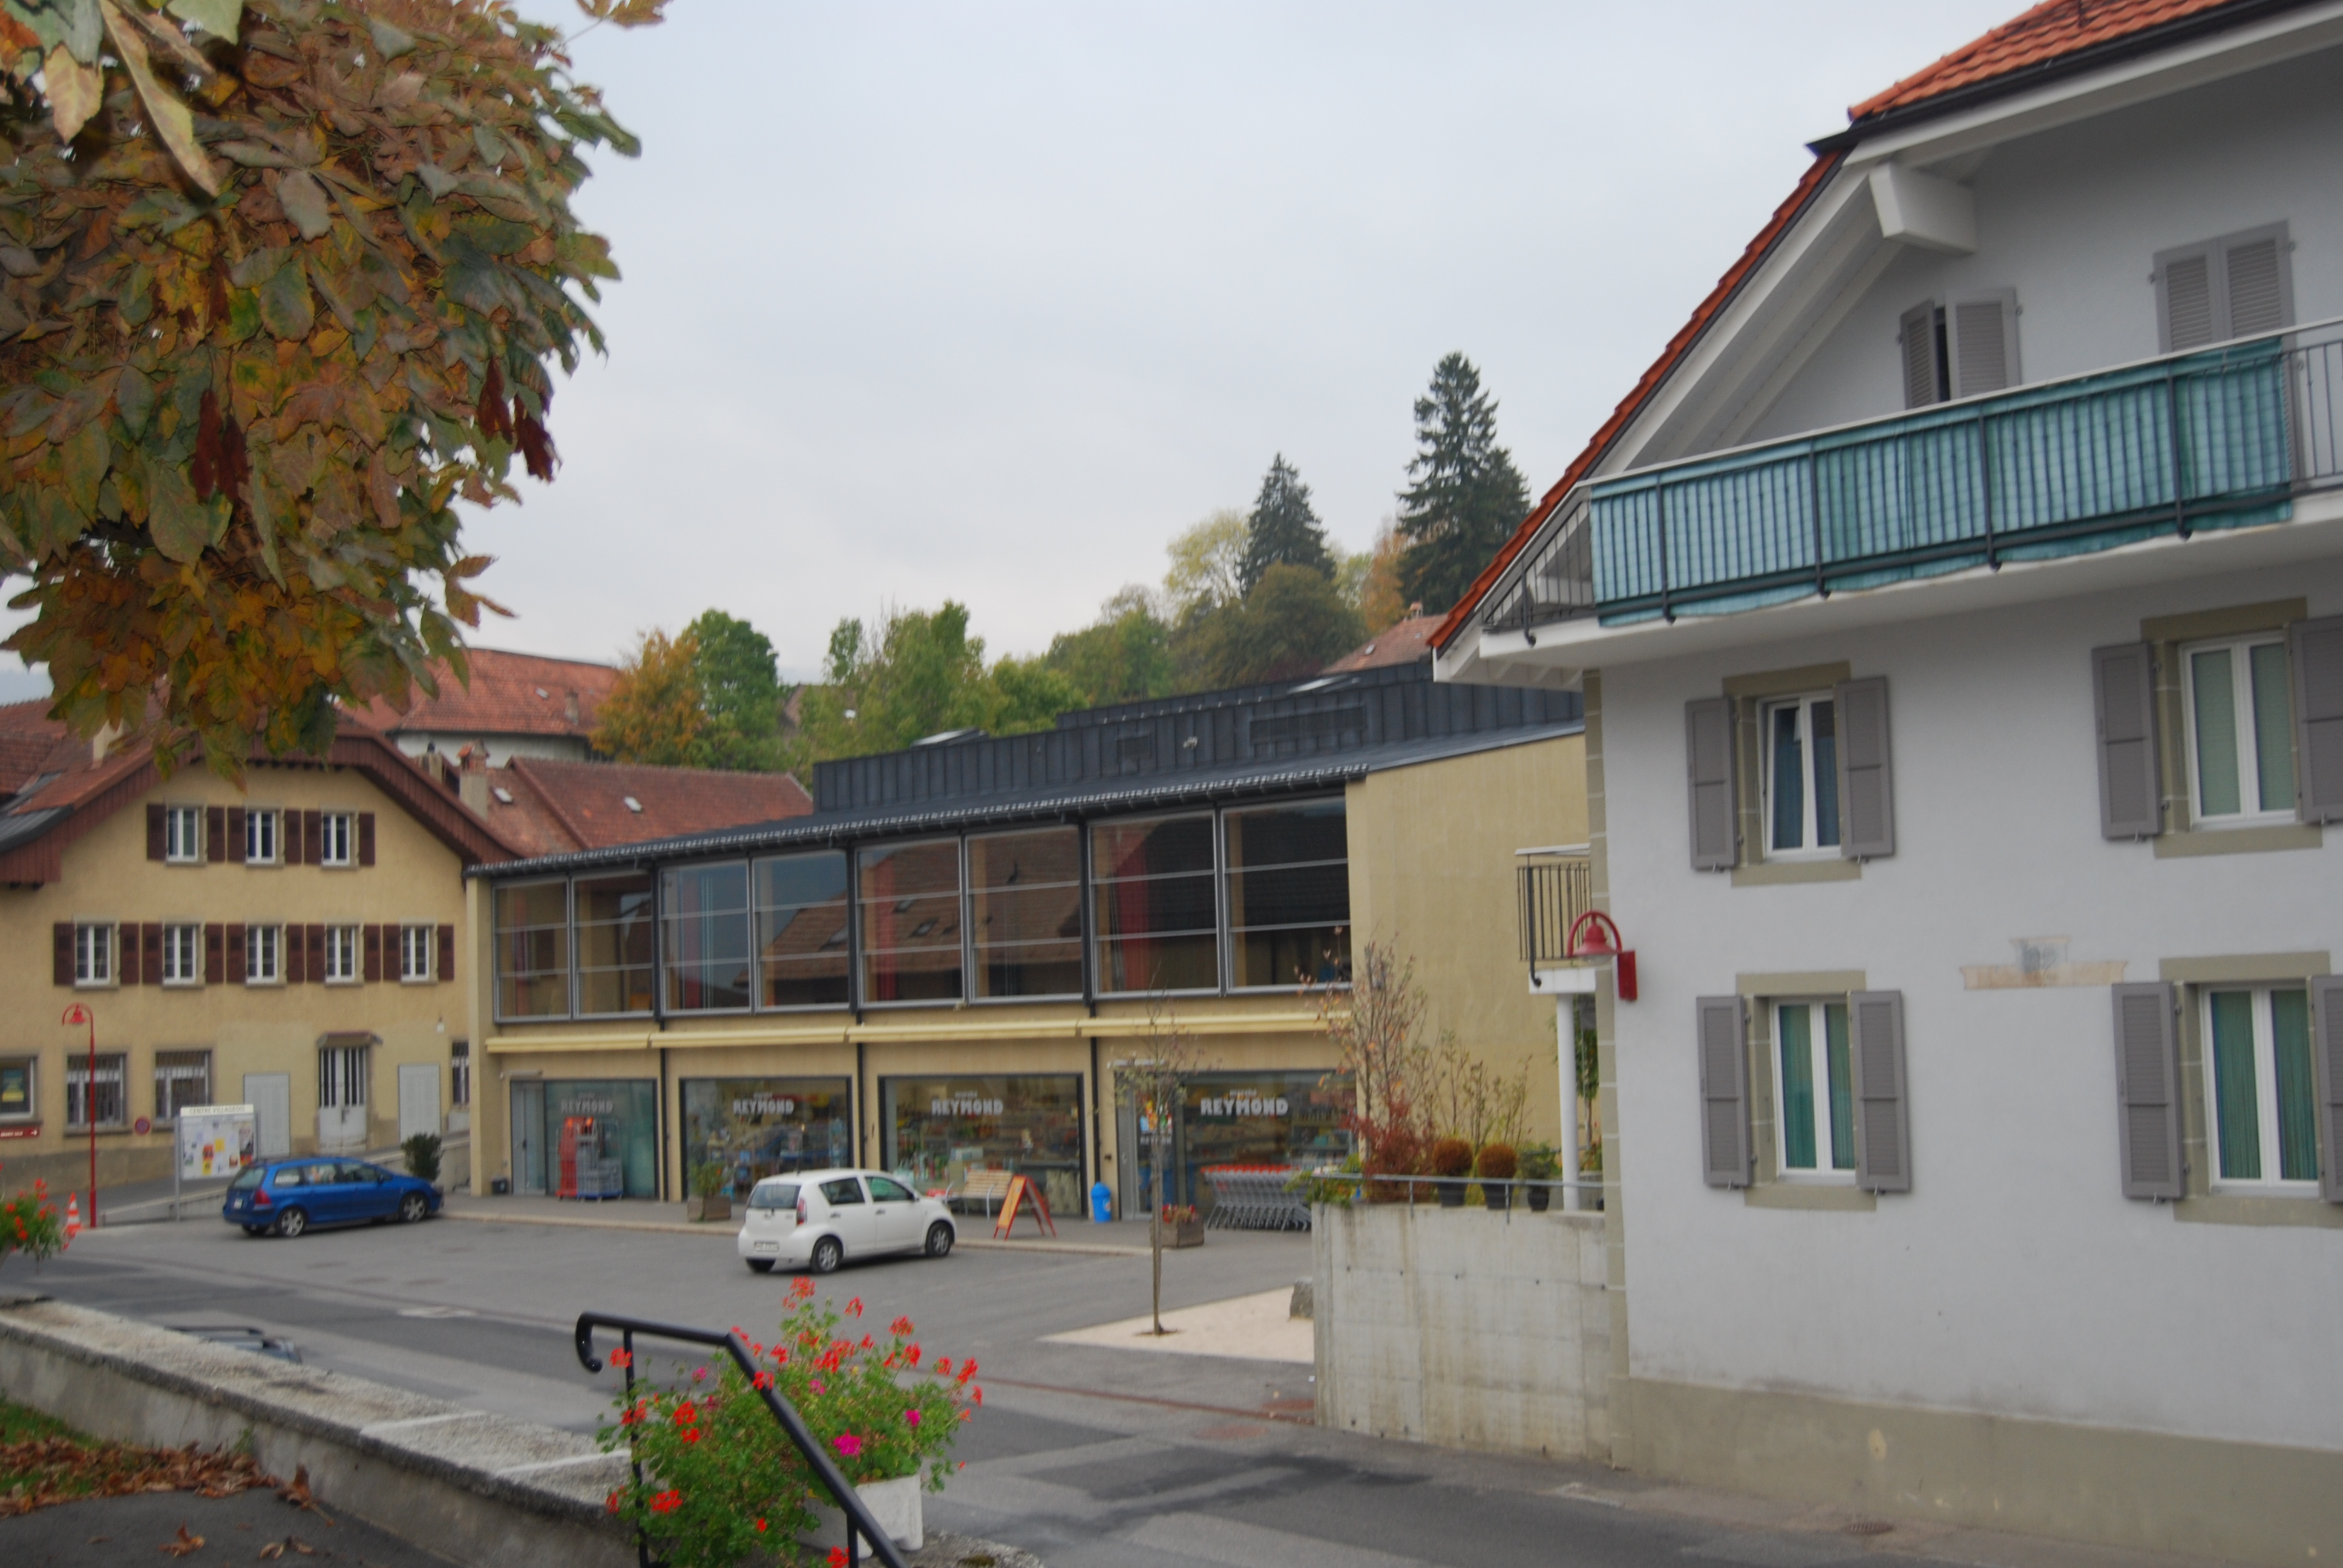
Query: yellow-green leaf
99,1,221,197
44,45,102,143
58,419,108,517
258,255,315,341
277,170,332,240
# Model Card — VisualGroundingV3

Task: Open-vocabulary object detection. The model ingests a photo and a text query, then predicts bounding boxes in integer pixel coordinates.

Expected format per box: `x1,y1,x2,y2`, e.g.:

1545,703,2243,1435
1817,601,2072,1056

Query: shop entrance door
511,1081,546,1194
242,1073,291,1159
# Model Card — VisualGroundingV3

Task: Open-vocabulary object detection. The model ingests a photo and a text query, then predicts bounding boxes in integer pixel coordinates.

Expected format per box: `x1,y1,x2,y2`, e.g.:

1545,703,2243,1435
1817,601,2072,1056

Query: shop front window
1118,1068,1352,1217
682,1078,853,1197
859,840,962,1004
1091,814,1219,995
0,1057,34,1122
577,871,655,1016
1224,799,1351,989
756,851,850,1009
968,828,1083,999
882,1074,1084,1217
663,863,752,1012
544,1080,660,1198
493,881,571,1019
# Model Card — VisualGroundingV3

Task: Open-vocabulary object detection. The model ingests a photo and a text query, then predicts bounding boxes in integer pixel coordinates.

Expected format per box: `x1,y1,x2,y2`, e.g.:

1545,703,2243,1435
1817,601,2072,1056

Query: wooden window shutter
227,807,246,862
205,923,224,985
1685,697,1737,871
438,923,456,984
2292,614,2343,824
140,924,162,985
284,812,303,865
1850,991,1912,1194
364,924,383,983
301,810,323,864
1833,676,1895,858
205,806,227,862
117,923,140,987
146,803,166,861
1696,995,1751,1188
2091,643,2163,838
306,924,326,984
53,923,72,985
2221,228,2289,339
2312,977,2343,1204
226,923,246,983
2111,982,2183,1200
2156,225,2290,353
2155,243,2215,351
286,923,306,985
358,812,376,867
1898,301,1942,409
1948,290,2018,399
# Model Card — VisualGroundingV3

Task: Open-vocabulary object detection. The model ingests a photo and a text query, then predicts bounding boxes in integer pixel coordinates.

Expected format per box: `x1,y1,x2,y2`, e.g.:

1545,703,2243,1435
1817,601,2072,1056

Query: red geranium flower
890,1316,914,1336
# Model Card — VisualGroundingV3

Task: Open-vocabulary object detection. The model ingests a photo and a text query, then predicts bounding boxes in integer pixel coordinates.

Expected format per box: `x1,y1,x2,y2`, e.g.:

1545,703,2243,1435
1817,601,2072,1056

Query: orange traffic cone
64,1193,80,1238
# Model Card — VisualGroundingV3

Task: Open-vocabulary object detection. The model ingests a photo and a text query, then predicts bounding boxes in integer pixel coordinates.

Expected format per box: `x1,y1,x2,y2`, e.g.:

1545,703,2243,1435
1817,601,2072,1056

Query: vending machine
557,1115,625,1200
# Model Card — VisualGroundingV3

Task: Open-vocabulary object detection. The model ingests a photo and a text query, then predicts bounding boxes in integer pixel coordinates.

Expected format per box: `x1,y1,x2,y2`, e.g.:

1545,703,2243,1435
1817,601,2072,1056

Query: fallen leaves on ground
159,1522,205,1555
258,1536,320,1559
273,1465,333,1526
0,1434,274,1519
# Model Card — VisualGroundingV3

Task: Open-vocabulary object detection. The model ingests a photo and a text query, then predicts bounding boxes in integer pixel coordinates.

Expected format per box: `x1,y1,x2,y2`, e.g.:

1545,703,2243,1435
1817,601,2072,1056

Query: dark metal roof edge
468,720,1583,881
0,805,70,852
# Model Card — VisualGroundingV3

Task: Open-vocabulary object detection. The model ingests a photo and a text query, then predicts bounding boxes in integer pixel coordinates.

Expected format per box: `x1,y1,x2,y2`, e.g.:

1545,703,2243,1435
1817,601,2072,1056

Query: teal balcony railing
1480,321,2343,633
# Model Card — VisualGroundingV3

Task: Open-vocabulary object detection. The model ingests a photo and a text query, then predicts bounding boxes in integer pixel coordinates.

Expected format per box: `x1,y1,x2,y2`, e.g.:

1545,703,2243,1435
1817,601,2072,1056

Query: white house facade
1436,3,2343,1562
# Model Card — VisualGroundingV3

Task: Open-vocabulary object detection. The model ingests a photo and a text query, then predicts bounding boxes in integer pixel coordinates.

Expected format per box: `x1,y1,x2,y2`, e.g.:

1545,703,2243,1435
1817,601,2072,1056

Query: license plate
753,1241,779,1253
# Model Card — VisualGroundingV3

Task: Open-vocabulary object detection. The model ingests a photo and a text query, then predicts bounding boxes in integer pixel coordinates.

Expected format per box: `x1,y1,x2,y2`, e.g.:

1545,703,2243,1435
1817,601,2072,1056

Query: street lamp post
61,1003,95,1229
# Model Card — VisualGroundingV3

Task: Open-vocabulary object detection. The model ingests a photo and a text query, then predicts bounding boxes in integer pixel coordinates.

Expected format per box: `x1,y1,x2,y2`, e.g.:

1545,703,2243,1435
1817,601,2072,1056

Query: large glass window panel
969,828,1083,999
494,881,570,1018
2191,648,2243,818
1763,696,1838,855
882,1074,1084,1216
1092,814,1219,994
2208,986,2320,1187
2189,638,2294,823
1774,1001,1853,1176
576,872,655,1015
2250,642,2295,812
663,863,752,1011
2270,988,2317,1183
756,851,850,1010
1224,800,1350,990
859,840,963,1003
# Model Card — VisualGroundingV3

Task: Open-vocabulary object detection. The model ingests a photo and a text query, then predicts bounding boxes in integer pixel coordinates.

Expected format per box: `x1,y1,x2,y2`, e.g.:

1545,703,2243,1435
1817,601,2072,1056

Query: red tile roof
352,647,618,742
487,756,813,856
1325,615,1445,673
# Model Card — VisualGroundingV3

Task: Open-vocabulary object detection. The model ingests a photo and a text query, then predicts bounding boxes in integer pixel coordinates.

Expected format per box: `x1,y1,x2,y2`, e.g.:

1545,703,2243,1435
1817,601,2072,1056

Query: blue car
222,1158,442,1238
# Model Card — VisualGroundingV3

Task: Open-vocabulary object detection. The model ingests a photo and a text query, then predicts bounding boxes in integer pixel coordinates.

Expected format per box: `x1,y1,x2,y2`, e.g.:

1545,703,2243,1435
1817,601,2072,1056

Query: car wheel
274,1207,309,1239
924,1222,954,1259
746,1258,775,1274
399,1193,428,1224
810,1236,843,1275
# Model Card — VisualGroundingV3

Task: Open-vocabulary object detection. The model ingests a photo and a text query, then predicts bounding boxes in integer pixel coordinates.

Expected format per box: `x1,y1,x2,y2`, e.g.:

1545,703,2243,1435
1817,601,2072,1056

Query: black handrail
575,1311,911,1568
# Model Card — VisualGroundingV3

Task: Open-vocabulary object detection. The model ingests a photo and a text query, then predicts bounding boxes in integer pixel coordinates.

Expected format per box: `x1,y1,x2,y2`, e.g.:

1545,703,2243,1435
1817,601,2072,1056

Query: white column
1557,996,1580,1211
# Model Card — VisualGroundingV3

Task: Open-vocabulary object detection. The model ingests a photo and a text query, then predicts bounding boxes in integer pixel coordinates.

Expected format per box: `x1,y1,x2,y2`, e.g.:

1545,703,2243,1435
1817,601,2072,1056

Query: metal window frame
1089,810,1225,1001
854,837,968,1011
491,877,574,1023
965,823,1086,1006
750,849,854,1014
571,869,658,1020
1219,797,1351,995
657,860,757,1018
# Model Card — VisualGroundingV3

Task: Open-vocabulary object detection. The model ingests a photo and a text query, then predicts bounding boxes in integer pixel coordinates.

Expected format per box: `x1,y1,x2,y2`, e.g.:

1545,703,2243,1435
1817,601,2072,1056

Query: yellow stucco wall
1,760,474,1192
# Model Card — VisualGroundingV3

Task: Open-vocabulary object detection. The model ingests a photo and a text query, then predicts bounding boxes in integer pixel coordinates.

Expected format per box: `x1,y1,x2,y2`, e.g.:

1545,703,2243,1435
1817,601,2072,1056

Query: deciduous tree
1041,585,1174,709
590,625,703,766
1395,352,1530,616
683,607,784,769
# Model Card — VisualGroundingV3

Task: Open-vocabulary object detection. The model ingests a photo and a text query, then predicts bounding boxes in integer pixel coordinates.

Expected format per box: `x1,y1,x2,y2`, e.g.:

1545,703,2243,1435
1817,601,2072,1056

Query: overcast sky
2,0,2025,700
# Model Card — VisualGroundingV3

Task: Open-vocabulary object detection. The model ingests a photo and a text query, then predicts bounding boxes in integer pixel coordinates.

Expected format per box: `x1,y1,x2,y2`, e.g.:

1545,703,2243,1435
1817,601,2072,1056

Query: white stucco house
1434,1,2343,1561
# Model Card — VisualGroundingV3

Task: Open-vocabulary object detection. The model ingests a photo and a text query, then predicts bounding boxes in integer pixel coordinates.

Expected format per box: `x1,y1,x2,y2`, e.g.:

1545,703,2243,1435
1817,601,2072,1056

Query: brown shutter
286,923,306,985
358,812,376,866
205,923,224,985
284,812,303,864
226,923,247,984
2293,614,2343,825
306,924,326,984
2092,643,2163,839
141,923,162,985
117,922,140,987
1685,698,1737,872
1850,990,1912,1194
437,923,456,984
205,806,226,862
2111,982,2183,1200
2313,977,2343,1205
146,803,166,861
53,923,73,985
301,810,322,863
1833,676,1895,858
1899,300,1941,408
364,924,383,982
226,806,246,862
1697,995,1751,1188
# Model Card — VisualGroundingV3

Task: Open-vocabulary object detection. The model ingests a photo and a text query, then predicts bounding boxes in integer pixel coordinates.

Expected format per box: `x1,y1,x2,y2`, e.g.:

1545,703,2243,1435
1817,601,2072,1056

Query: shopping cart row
1202,1165,1311,1230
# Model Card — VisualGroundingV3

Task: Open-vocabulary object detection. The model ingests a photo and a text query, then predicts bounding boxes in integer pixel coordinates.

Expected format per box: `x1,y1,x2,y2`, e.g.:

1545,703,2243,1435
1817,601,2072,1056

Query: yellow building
0,707,513,1197
465,662,1588,1218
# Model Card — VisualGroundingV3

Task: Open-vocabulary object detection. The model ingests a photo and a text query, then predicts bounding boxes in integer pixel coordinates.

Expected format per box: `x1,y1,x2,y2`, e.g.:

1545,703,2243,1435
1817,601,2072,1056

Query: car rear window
748,1181,799,1210
229,1168,263,1193
819,1177,865,1206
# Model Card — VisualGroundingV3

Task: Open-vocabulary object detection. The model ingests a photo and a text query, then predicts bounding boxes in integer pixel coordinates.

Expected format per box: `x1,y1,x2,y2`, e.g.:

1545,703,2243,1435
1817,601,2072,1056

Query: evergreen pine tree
1237,454,1335,593
1395,353,1531,615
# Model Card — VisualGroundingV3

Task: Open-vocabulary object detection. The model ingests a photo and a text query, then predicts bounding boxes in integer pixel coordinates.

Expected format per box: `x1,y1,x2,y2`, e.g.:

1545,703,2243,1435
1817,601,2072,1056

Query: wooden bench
951,1169,1015,1217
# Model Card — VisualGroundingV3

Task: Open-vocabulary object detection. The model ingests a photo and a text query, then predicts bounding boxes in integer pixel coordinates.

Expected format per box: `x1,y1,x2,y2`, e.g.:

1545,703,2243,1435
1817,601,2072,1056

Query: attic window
534,687,549,698
492,786,514,805
623,795,643,813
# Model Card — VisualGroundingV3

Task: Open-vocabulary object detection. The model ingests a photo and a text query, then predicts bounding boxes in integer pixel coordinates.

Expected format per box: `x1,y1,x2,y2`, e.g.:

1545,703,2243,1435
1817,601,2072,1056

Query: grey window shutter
1948,290,2019,399
2111,982,2183,1200
1898,301,1941,409
1696,995,1751,1189
1833,676,1895,858
2091,643,2163,838
2221,227,2289,339
2313,977,2343,1204
1849,990,1912,1194
2292,614,2343,824
2155,244,2215,352
1685,697,1737,871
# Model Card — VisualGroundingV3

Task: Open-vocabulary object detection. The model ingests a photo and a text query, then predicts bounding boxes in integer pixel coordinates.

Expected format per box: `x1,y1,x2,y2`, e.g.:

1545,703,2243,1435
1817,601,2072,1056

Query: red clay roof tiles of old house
1325,615,1446,674
488,756,814,857
351,647,619,742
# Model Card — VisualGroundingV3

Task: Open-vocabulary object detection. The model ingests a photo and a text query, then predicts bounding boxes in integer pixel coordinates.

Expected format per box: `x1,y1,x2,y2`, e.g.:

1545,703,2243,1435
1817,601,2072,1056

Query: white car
735,1168,957,1275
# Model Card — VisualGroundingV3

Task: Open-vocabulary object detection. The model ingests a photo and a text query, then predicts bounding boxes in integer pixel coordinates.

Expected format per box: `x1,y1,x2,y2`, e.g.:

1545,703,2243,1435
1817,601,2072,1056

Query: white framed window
246,924,284,985
401,924,435,983
319,1045,367,1109
65,1053,126,1130
245,808,280,864
1760,694,1840,858
2184,636,2295,826
74,923,116,987
450,1040,470,1107
2203,987,2319,1189
164,805,203,864
319,812,354,867
160,923,202,986
1772,1000,1856,1181
0,1057,34,1122
323,925,361,984
153,1050,212,1123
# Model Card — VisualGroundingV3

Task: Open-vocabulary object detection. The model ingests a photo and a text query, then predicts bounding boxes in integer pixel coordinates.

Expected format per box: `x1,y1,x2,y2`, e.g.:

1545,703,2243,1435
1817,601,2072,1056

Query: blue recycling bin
1089,1181,1114,1224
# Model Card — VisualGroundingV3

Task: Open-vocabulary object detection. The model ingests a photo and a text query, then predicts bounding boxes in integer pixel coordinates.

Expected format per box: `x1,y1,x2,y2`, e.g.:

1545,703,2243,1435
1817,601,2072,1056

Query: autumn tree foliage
0,0,659,775
590,624,704,766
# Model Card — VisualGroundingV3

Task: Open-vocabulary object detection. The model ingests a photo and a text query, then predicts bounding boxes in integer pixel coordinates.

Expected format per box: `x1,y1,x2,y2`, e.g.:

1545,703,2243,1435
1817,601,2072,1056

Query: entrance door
398,1063,441,1143
318,1045,369,1152
511,1080,546,1194
243,1074,292,1158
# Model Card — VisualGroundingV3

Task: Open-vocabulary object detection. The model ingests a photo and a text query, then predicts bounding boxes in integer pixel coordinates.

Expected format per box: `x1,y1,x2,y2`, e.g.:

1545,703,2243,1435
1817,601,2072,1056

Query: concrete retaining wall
1312,1203,1608,1460
0,1296,632,1568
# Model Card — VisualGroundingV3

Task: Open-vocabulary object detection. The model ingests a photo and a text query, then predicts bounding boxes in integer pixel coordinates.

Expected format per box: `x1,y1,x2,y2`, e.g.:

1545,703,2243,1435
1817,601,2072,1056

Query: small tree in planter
402,1134,443,1184
687,1162,730,1224
1317,942,1431,1200
1428,1138,1473,1207
1112,999,1205,1334
1475,1142,1518,1211
1517,1143,1560,1211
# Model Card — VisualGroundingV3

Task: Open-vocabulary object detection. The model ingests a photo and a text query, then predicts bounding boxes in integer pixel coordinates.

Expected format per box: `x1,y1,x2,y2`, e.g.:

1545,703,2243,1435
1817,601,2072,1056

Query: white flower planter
801,1472,923,1553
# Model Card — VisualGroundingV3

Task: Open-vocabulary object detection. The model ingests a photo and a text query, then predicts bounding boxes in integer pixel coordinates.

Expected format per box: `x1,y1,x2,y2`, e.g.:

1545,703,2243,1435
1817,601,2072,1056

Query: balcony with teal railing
1480,320,2343,633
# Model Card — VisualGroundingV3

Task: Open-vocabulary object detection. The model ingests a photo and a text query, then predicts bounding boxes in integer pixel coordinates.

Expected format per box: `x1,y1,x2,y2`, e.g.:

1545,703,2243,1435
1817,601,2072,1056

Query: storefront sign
559,1095,617,1117
1194,1094,1289,1118
929,1096,1005,1117
730,1095,798,1117
0,1123,39,1140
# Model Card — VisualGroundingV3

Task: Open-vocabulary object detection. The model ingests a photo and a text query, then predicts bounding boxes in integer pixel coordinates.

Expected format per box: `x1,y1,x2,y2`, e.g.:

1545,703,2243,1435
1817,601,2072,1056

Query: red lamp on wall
1565,912,1637,1002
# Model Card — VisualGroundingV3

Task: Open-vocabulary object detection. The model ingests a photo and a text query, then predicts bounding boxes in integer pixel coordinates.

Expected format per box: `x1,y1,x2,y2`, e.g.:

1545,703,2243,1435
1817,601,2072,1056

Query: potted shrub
1475,1142,1517,1211
1160,1204,1205,1247
402,1133,442,1185
1428,1138,1473,1207
686,1162,730,1224
1518,1143,1559,1211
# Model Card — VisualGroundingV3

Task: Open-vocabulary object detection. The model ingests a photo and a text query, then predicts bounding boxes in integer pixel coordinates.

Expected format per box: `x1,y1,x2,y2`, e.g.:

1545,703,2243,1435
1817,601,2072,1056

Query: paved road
24,1212,2230,1568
